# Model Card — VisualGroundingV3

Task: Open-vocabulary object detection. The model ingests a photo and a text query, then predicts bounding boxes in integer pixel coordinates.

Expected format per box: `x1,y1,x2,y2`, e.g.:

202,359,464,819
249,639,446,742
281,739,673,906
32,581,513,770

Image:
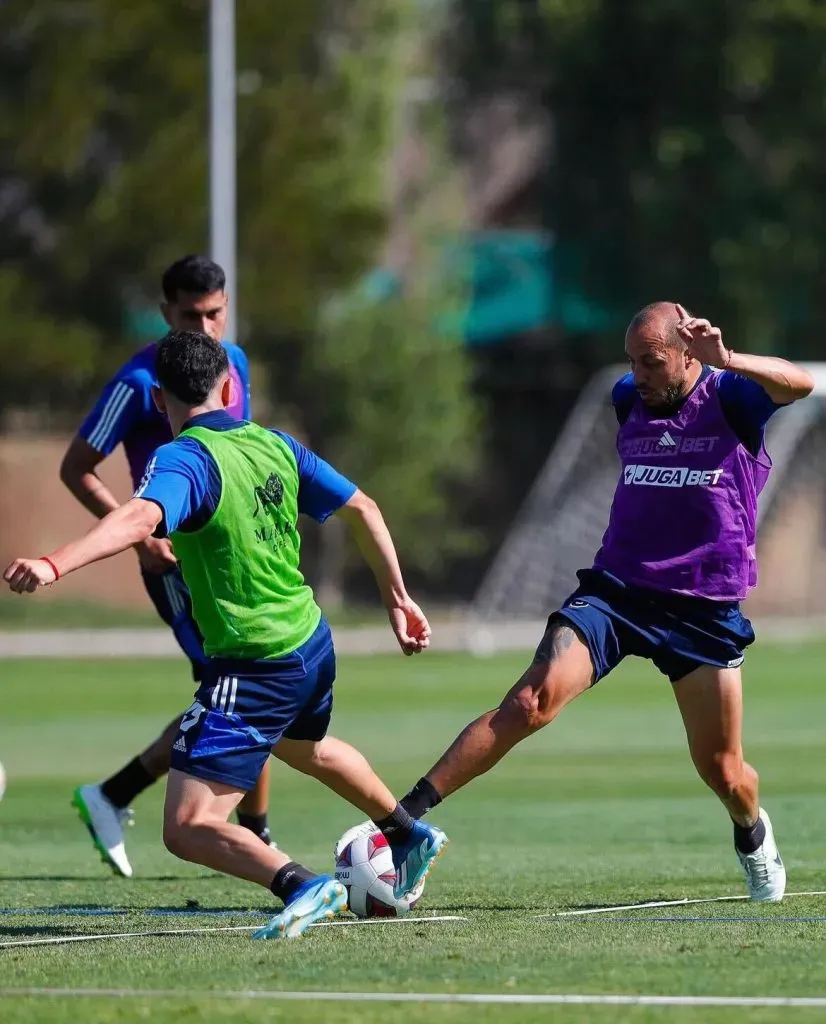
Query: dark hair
161,255,225,302
156,331,229,404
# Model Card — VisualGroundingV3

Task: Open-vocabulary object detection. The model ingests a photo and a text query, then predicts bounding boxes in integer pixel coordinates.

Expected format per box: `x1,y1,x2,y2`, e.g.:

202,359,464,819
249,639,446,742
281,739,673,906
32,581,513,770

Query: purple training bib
594,371,771,601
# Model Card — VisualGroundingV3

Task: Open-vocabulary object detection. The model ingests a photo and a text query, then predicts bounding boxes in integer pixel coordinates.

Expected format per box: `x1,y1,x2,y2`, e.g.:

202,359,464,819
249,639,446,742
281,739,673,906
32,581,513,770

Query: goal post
468,363,826,642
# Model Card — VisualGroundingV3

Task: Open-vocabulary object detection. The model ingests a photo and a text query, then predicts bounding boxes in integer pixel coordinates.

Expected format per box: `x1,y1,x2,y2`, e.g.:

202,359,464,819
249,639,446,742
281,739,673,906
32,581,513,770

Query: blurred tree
0,0,385,375
311,0,481,601
449,0,826,356
0,0,479,592
315,293,480,600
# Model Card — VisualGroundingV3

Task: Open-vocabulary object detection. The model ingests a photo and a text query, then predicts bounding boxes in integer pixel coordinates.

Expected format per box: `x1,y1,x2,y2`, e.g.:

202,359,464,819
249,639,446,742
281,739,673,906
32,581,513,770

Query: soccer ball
334,825,420,919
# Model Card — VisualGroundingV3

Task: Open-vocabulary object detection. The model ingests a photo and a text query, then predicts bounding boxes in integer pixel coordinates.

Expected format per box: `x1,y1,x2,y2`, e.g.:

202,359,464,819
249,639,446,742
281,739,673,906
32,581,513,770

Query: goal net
469,363,826,636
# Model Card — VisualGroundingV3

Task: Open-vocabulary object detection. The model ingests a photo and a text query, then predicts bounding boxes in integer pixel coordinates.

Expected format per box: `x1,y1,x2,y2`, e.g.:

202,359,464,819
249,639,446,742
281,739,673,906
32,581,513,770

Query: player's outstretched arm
61,436,177,575
335,490,431,656
675,304,814,404
3,498,163,593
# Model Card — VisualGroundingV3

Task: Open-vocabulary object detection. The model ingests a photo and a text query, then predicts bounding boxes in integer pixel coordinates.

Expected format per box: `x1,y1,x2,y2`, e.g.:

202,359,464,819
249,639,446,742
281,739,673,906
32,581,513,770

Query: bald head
624,301,699,408
626,302,687,351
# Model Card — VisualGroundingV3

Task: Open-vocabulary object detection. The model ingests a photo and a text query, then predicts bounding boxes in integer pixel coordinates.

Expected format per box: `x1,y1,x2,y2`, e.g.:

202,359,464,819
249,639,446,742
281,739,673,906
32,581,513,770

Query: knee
696,751,745,798
497,672,557,737
307,743,332,773
162,815,198,860
278,739,340,778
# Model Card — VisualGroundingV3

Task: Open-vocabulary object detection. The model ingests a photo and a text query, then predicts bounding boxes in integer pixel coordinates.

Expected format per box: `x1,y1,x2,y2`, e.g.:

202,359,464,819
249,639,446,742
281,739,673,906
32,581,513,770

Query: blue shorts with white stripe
142,568,208,680
169,618,335,791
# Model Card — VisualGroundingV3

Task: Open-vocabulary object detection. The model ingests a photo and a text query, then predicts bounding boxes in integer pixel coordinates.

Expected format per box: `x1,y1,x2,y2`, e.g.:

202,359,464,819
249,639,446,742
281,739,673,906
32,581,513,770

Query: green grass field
1,643,825,1023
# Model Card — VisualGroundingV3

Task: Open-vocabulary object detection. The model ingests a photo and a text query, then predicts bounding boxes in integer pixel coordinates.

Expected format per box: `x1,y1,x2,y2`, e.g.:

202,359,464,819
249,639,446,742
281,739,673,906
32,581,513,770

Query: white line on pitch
2,988,826,1008
535,890,826,918
0,915,468,949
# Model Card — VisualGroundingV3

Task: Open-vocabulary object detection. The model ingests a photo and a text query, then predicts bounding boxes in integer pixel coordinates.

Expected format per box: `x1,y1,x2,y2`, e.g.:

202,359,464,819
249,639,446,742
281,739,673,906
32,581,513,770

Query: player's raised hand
388,598,432,656
3,557,58,594
675,303,732,368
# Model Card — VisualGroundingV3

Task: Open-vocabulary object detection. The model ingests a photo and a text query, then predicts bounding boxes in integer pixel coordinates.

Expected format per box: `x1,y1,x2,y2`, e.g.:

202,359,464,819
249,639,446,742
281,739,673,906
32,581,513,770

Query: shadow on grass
0,875,205,882
0,904,269,918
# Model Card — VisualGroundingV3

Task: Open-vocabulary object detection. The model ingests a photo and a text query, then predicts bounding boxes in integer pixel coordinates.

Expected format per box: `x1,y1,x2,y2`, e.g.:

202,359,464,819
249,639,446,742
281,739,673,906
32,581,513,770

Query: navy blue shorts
170,618,335,791
550,569,755,684
142,568,208,681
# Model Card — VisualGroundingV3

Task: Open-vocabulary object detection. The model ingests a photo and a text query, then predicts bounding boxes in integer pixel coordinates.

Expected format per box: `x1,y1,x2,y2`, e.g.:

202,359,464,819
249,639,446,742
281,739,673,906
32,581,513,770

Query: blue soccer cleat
252,875,347,940
392,821,449,901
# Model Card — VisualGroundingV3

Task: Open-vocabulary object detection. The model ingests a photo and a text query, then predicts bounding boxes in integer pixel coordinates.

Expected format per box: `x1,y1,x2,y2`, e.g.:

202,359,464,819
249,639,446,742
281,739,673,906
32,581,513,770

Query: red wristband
40,556,60,581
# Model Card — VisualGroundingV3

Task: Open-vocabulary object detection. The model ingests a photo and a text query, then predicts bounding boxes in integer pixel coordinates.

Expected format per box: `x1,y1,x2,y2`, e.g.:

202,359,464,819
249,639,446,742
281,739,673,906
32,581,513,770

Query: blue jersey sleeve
717,371,786,455
271,431,357,522
78,370,150,455
225,343,252,419
133,438,214,537
612,373,637,426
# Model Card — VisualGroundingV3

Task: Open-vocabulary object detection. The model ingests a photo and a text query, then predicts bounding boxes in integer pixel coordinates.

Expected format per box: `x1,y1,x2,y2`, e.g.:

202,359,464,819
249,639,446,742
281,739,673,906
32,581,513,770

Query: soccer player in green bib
4,330,448,939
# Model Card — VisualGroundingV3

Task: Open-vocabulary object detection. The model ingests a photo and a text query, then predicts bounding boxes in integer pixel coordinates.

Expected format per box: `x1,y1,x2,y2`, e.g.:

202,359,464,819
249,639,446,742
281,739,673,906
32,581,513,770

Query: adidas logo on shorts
173,736,187,753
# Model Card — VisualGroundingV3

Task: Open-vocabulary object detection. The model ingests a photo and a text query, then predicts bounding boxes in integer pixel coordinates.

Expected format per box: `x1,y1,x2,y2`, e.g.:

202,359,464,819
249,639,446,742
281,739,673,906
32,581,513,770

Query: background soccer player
5,329,447,939
59,256,273,877
396,301,814,902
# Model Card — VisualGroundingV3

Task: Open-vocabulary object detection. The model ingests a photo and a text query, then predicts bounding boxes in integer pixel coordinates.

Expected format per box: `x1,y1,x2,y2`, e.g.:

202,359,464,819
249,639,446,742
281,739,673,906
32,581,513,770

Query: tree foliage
0,0,480,585
0,0,387,385
450,0,826,355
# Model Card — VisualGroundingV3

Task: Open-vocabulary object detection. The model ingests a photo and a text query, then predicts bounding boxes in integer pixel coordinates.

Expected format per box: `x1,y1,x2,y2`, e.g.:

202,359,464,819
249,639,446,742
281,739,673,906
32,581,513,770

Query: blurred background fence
3,0,826,630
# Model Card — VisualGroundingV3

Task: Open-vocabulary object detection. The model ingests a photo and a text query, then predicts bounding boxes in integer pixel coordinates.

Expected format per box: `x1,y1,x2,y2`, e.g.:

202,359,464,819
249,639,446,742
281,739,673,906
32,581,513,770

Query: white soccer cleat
72,784,134,879
737,807,786,902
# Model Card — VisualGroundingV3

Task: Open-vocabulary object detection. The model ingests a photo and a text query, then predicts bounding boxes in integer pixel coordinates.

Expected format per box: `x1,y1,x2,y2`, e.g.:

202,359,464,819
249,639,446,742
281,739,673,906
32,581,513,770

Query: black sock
100,757,156,809
270,861,317,904
400,777,442,820
373,803,416,847
733,817,766,855
237,812,271,844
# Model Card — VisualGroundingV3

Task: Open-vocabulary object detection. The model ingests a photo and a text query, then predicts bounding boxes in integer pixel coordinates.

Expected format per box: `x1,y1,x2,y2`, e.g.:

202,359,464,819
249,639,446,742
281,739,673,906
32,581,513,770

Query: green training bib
171,423,321,660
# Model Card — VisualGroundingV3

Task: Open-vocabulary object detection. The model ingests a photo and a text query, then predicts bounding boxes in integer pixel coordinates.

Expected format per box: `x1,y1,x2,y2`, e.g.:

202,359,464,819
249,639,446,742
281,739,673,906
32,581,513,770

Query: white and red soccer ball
334,825,421,918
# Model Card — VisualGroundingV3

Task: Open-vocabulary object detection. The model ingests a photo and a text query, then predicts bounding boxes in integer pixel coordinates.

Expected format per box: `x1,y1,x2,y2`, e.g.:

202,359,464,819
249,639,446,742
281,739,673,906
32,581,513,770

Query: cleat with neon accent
72,784,134,878
253,876,347,939
392,820,448,901
737,807,786,902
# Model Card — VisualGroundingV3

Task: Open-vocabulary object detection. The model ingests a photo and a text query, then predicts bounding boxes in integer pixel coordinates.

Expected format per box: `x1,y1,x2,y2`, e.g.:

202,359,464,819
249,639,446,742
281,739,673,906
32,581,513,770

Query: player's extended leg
236,761,274,846
162,768,346,939
162,769,282,883
73,568,274,876
402,621,595,816
73,715,273,878
70,718,182,879
135,723,274,835
673,663,786,901
275,736,448,900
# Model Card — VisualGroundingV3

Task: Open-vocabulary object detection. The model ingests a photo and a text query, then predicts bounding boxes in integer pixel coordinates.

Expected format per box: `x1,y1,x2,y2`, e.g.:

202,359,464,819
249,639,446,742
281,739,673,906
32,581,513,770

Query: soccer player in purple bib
396,301,813,901
60,255,274,878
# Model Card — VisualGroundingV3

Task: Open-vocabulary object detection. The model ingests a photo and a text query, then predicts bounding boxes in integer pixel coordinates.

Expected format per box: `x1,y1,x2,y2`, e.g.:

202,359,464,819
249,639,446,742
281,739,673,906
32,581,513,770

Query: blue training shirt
612,366,785,455
78,341,251,489
134,410,357,536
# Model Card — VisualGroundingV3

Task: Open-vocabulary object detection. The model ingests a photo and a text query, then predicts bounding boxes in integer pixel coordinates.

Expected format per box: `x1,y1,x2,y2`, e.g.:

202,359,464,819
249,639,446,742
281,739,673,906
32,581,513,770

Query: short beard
645,377,688,409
